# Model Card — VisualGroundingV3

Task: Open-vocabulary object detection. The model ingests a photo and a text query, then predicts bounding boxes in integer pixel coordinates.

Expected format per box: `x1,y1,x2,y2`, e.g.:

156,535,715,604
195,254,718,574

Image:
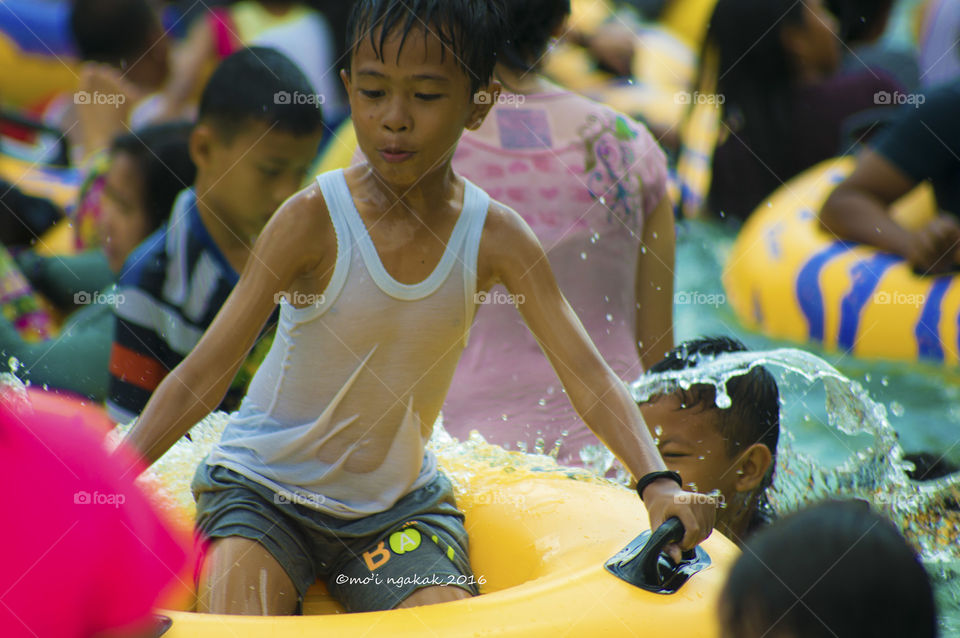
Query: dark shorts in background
192,462,478,612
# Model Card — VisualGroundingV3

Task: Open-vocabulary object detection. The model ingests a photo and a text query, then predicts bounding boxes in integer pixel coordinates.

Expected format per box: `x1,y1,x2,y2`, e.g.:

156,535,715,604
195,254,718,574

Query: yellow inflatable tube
150,430,738,636
723,157,951,364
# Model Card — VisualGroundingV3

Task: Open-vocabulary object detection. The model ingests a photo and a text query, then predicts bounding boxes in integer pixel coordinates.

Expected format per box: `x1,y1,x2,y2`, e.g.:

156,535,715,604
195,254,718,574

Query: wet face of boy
640,393,740,501
192,121,323,241
343,27,495,189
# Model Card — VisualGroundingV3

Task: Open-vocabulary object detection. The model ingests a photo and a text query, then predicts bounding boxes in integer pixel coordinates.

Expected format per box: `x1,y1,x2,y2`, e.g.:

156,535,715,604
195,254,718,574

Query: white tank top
206,169,489,518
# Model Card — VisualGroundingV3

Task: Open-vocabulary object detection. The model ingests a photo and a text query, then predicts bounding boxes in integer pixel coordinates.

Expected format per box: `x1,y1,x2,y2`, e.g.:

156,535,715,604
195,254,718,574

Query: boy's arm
121,191,326,468
480,203,714,551
635,194,675,370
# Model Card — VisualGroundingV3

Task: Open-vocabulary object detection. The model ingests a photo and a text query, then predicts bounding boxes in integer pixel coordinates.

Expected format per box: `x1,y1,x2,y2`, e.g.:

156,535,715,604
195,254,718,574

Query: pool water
674,219,960,634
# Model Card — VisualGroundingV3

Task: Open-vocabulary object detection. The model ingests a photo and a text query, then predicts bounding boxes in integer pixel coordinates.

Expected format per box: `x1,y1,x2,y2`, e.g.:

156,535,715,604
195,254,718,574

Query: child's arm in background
121,189,328,468
479,202,714,552
635,194,675,370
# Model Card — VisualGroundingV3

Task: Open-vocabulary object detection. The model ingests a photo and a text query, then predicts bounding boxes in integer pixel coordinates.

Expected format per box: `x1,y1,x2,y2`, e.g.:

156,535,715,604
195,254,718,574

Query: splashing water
631,347,960,565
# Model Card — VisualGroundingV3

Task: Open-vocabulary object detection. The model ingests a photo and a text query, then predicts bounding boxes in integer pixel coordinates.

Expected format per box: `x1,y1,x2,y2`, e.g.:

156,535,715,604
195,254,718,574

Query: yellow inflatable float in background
137,417,738,637
723,157,953,365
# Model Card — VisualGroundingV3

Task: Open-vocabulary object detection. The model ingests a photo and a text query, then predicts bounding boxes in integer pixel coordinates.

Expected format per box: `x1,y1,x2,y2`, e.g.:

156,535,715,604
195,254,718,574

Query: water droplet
501,414,508,421
640,246,647,254
8,357,19,373
604,295,609,302
516,441,527,453
547,386,555,395
537,398,546,407
864,373,872,383
605,313,613,322
688,482,698,492
652,231,658,239
880,376,889,387
654,425,663,436
590,232,599,243
715,389,732,409
890,401,905,418
697,455,705,461
580,252,587,260
598,196,607,206
533,437,546,454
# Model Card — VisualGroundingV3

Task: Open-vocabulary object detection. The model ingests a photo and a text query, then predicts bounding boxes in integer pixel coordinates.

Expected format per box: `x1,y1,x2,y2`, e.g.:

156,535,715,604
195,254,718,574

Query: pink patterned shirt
443,90,668,466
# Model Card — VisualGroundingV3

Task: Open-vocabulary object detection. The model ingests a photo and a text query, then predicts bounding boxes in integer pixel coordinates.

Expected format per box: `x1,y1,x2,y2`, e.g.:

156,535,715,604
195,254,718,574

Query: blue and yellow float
723,157,955,365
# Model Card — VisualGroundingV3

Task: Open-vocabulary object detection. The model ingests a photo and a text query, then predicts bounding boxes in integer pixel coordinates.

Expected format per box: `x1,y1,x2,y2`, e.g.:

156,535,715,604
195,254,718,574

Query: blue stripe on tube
837,254,902,351
796,242,855,342
916,277,951,362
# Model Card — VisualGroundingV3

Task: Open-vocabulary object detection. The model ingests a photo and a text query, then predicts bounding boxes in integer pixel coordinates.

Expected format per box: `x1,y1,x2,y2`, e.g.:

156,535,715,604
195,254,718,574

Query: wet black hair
720,500,937,638
498,0,570,73
110,122,196,231
197,47,324,142
345,0,507,95
70,0,158,64
826,0,895,43
646,335,780,489
702,0,808,186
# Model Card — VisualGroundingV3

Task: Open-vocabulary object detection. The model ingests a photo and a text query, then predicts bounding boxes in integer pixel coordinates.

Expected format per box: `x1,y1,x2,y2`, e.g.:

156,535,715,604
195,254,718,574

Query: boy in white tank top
122,0,716,616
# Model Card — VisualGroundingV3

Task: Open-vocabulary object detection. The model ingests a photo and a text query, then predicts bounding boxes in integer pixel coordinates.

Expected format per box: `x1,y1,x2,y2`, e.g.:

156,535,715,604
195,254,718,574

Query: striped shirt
106,189,240,423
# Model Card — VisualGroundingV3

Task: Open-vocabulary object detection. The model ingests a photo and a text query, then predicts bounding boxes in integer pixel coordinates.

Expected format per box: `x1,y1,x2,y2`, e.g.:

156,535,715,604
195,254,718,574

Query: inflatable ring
723,157,952,364
151,430,738,636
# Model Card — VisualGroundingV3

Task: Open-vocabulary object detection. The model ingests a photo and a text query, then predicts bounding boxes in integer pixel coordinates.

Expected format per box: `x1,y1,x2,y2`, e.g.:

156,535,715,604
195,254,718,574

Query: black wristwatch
635,470,683,502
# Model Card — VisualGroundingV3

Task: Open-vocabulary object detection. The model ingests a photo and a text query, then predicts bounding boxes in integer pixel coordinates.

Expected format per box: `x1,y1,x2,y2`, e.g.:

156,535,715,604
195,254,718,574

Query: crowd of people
0,0,952,635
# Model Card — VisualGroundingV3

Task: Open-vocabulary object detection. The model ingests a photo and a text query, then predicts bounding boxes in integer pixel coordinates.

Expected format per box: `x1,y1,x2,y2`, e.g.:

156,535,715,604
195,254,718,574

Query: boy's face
343,26,496,189
639,393,741,503
192,120,323,240
99,151,151,273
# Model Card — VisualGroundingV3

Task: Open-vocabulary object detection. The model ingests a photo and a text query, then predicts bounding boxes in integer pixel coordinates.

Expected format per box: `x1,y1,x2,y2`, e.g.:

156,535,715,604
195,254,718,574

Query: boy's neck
194,196,253,274
717,498,757,546
362,162,460,219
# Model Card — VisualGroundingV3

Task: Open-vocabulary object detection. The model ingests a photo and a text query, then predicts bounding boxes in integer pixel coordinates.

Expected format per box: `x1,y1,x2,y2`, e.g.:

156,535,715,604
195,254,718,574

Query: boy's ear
465,80,501,131
189,123,216,173
733,443,773,493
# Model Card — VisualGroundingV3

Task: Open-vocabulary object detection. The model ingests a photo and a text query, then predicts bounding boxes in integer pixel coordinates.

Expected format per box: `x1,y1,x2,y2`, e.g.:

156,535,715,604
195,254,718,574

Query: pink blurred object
0,388,188,637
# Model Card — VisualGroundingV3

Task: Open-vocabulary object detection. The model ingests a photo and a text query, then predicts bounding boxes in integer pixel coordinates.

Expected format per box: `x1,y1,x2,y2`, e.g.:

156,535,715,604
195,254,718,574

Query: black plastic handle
638,517,686,585
604,517,711,594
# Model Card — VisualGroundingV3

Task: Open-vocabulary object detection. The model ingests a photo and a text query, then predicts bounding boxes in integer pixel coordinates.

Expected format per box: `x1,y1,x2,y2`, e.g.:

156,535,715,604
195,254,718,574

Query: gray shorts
192,463,479,612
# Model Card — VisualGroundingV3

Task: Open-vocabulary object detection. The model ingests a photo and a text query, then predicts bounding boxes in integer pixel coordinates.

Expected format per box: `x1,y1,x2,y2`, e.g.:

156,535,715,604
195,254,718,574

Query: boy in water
639,336,780,545
107,47,324,422
123,0,714,615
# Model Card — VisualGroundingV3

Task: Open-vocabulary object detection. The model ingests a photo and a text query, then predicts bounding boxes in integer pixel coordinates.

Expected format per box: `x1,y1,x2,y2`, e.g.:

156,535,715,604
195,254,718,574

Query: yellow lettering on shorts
362,541,391,571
